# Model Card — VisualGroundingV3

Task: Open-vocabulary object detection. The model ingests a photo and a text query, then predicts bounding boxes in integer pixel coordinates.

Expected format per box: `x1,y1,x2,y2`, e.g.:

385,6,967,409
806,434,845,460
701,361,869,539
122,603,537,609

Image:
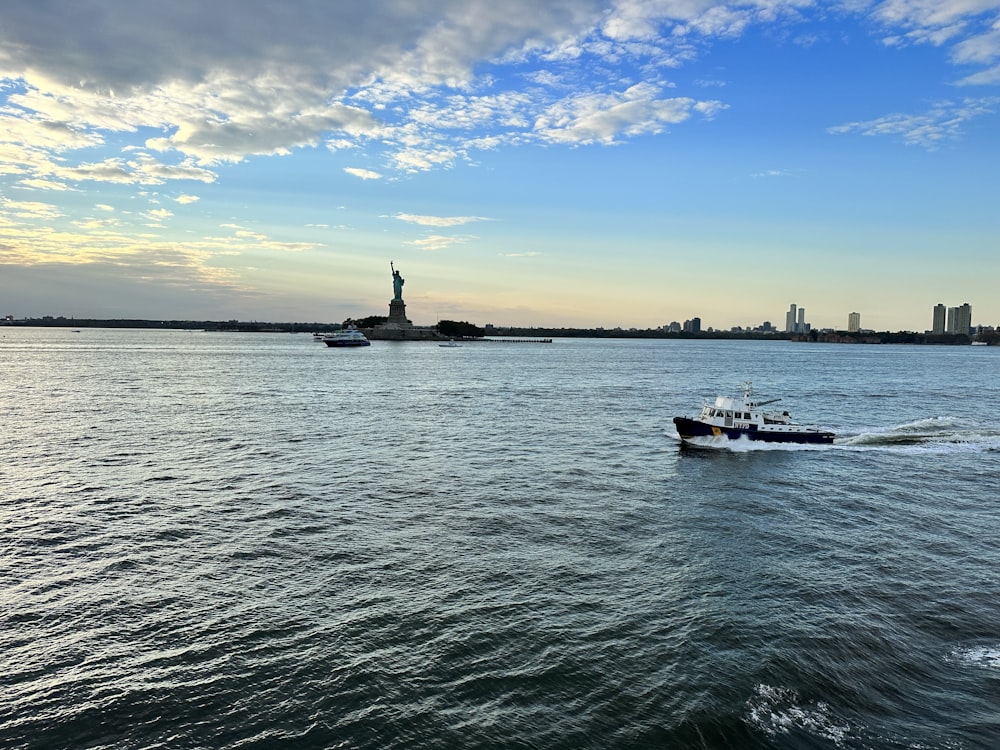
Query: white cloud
956,62,1000,84
0,2,611,172
1,198,62,219
870,0,1000,57
326,138,359,151
404,234,475,250
0,0,998,194
672,6,756,39
389,145,460,173
174,194,200,204
74,217,119,230
393,213,493,227
600,0,813,44
751,169,796,178
534,83,723,144
951,25,1000,64
18,177,73,191
409,91,534,130
0,0,739,186
871,0,1000,31
523,70,565,87
236,230,268,241
344,167,383,180
828,97,1000,147
36,154,218,186
222,226,320,253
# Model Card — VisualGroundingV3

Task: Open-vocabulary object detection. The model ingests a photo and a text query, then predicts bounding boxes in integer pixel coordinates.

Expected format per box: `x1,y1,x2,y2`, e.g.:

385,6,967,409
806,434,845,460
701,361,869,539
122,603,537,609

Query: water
2,328,999,749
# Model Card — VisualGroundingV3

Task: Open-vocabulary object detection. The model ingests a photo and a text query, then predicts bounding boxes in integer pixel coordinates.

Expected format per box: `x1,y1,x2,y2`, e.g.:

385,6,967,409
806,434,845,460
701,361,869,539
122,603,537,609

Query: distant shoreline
2,317,993,345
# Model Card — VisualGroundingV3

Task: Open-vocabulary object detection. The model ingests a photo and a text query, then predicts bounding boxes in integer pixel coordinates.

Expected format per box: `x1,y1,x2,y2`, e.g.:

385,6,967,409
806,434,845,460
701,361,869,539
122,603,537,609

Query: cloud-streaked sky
1,0,998,330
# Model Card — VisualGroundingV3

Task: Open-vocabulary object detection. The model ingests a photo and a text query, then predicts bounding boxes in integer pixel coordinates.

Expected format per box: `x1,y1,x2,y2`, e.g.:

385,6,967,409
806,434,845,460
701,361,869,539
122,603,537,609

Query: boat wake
837,416,1000,453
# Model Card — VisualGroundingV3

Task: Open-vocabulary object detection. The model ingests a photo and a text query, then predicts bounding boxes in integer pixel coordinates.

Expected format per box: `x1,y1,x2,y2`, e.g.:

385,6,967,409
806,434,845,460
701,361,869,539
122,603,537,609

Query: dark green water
2,329,999,748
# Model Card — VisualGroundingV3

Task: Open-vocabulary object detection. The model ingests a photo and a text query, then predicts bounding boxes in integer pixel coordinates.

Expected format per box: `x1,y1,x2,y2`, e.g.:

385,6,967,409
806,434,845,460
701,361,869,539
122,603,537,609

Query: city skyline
1,2,999,330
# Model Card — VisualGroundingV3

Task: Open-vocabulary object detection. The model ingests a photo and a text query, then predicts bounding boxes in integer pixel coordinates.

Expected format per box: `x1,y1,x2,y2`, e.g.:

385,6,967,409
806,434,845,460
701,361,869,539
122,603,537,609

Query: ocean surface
2,328,999,749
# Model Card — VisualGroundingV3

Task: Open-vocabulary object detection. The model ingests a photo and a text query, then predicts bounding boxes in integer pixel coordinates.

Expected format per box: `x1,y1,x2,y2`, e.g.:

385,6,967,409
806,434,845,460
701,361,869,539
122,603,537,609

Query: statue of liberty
390,261,404,301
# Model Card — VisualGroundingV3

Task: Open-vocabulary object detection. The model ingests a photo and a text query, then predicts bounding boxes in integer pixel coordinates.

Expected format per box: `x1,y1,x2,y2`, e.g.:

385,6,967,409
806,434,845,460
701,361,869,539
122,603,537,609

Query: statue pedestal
386,298,411,328
366,295,439,340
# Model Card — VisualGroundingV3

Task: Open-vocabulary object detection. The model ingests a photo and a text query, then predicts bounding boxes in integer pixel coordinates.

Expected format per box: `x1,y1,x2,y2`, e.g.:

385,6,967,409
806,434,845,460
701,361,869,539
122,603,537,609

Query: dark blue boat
673,382,834,445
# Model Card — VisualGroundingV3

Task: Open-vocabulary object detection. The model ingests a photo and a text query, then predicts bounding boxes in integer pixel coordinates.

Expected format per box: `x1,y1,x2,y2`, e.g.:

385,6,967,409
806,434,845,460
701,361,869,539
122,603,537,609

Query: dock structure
481,337,552,344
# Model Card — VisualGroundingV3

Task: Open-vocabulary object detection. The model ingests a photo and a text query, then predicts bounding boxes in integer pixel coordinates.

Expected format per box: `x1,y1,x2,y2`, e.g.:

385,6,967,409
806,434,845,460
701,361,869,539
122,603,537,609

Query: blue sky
1,0,998,330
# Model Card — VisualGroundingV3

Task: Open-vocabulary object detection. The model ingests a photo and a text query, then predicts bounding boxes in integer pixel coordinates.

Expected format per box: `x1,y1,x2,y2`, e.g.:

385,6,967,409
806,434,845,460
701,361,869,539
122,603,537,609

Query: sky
1,1,998,331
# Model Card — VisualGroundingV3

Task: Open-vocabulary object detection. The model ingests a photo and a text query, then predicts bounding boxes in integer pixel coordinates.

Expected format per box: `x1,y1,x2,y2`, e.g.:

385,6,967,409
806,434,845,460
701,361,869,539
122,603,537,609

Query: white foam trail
837,416,1000,453
727,438,831,452
951,645,1000,670
744,684,852,744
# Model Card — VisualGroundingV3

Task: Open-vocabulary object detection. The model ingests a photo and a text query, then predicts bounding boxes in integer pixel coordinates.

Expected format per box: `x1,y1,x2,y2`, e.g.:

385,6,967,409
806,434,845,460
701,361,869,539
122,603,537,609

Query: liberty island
363,261,439,341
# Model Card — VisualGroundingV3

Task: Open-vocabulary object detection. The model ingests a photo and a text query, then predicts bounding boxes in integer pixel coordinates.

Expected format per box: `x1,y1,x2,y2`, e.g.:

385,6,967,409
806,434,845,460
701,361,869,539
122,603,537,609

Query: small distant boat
321,326,370,347
971,340,988,346
673,382,834,445
439,339,461,347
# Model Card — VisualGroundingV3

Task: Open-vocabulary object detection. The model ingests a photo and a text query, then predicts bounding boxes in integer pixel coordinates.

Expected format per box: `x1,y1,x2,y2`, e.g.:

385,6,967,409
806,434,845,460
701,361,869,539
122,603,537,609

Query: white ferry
673,382,834,445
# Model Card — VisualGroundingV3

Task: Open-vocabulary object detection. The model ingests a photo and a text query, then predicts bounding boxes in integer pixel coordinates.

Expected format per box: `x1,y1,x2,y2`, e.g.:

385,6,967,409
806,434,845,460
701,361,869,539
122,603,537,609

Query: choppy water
2,328,999,749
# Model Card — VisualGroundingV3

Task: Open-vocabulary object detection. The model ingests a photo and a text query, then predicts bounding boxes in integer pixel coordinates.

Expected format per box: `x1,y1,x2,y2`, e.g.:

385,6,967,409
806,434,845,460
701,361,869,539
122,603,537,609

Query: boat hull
673,416,834,445
324,339,370,347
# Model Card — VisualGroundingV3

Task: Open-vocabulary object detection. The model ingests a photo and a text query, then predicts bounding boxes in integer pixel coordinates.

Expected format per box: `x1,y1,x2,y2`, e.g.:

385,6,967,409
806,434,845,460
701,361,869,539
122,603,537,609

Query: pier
479,337,552,344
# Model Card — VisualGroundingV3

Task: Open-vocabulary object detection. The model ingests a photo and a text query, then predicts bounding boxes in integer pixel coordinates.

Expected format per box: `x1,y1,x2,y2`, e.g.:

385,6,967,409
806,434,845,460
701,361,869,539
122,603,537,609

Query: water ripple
3,331,1000,748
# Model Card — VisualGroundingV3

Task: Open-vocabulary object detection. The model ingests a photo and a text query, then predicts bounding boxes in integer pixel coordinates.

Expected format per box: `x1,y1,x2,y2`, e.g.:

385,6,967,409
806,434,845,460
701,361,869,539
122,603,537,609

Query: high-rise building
941,302,973,335
848,312,861,332
932,304,946,334
954,303,972,335
682,317,701,333
785,303,797,333
785,303,811,333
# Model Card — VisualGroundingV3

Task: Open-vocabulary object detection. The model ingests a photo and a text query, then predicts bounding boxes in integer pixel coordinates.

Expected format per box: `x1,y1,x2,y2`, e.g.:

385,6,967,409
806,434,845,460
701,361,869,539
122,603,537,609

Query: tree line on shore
5,316,995,344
